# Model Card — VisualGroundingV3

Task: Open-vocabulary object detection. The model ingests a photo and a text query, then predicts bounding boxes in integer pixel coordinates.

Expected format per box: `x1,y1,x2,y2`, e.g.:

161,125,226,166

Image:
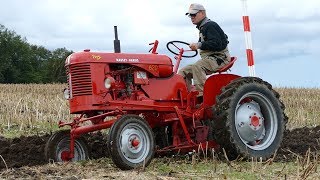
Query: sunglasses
188,11,199,18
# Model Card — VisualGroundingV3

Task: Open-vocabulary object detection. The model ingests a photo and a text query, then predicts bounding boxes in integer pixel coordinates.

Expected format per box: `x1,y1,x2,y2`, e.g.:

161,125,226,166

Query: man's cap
185,3,205,15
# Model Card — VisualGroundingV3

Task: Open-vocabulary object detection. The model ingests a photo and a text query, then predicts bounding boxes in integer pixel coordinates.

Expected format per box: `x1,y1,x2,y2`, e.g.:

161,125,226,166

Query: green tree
45,48,73,83
29,45,52,83
0,24,39,83
0,24,25,83
0,24,73,83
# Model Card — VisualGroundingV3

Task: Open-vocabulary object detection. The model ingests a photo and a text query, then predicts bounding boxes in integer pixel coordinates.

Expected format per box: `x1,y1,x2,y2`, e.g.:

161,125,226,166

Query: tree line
0,24,73,83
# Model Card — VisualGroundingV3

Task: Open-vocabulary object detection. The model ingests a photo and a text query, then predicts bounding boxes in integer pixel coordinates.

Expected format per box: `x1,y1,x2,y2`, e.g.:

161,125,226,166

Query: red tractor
45,27,287,170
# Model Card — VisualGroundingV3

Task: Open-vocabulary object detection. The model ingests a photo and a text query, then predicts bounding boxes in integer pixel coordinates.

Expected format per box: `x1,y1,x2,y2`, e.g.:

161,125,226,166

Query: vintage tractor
45,27,287,170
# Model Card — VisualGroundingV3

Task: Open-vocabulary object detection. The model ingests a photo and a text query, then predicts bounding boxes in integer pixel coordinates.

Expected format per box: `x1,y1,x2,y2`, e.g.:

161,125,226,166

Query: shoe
197,96,203,103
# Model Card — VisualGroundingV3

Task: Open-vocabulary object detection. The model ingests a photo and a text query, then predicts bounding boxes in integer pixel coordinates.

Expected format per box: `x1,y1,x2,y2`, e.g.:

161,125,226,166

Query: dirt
276,126,320,161
0,126,319,170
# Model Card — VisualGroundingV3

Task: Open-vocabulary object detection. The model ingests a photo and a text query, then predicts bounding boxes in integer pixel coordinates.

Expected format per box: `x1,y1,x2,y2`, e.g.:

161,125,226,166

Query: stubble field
0,84,319,179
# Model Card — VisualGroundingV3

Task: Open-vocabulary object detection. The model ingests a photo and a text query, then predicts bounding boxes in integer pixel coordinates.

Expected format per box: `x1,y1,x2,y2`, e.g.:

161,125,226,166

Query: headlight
65,54,72,65
104,77,115,89
63,88,70,99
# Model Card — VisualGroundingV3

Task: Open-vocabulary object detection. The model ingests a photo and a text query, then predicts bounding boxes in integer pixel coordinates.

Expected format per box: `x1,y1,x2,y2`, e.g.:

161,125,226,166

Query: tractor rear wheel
108,115,155,170
45,130,89,162
213,77,287,160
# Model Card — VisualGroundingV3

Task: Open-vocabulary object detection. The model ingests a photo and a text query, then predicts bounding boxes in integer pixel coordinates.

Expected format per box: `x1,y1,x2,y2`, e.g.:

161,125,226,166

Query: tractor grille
67,64,92,97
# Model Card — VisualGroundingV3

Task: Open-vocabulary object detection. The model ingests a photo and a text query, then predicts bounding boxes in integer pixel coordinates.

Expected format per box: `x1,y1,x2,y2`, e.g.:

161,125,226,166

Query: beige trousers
178,48,231,96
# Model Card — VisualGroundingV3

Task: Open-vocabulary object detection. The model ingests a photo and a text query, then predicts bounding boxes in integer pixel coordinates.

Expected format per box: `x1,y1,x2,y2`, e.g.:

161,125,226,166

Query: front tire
45,130,89,162
213,77,287,160
108,115,155,170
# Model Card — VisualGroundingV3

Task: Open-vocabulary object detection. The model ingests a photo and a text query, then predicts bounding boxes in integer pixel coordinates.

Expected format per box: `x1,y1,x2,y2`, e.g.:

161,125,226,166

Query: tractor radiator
67,64,92,97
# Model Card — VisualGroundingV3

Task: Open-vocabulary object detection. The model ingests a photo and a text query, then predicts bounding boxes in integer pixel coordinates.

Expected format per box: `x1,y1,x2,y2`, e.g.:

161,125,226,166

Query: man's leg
191,61,208,96
199,48,232,74
191,48,232,96
178,65,193,91
192,55,224,96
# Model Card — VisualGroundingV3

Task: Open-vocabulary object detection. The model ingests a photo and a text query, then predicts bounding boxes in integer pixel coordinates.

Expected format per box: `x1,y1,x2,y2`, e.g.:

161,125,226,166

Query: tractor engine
107,63,148,100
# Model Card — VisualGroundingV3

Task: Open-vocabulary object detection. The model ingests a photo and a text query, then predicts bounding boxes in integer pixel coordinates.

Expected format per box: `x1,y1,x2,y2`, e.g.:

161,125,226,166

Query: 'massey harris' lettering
116,58,139,62
129,59,139,62
116,58,127,62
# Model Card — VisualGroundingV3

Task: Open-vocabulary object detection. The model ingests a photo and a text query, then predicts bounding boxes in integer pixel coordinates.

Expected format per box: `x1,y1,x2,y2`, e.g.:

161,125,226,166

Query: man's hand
189,43,198,51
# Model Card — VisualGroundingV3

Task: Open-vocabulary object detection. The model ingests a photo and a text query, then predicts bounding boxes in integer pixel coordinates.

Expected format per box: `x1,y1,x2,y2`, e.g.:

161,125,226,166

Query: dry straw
0,84,73,134
0,85,319,134
275,87,320,129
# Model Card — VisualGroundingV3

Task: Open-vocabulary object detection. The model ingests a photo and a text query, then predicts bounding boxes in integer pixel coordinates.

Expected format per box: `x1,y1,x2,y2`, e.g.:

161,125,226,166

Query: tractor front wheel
108,115,155,170
213,77,287,160
45,130,89,162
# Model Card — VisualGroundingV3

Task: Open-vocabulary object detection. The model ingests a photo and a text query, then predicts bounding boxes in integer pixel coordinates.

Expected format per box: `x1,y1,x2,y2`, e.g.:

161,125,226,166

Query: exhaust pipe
114,26,121,53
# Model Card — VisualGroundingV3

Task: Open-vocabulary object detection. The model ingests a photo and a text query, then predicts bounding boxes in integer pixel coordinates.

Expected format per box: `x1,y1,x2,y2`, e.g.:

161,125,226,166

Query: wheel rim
56,138,86,162
235,92,278,150
119,122,150,164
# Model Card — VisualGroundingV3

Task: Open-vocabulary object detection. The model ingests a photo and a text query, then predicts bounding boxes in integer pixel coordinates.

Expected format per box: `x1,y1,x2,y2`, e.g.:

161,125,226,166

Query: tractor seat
217,57,237,73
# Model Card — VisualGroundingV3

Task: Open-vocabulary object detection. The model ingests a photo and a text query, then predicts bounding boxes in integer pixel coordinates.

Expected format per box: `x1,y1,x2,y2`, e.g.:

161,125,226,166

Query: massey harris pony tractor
45,26,287,170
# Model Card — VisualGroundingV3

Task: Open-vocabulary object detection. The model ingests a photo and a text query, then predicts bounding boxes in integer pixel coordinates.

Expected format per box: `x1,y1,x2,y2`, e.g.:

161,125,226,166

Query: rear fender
203,74,241,107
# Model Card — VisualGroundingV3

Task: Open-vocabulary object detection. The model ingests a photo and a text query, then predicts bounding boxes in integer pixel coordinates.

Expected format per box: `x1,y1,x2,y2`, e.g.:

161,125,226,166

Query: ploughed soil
0,126,319,170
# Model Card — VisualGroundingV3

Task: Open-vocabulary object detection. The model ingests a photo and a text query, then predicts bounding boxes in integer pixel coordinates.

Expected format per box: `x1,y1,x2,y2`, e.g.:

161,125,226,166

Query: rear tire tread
213,77,287,160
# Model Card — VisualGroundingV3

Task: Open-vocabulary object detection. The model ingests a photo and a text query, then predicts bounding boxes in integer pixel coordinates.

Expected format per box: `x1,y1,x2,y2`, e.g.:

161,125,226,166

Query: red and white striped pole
241,0,255,76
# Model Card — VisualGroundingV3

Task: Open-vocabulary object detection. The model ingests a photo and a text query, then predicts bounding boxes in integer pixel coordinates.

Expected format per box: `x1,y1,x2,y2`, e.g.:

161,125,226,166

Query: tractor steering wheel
166,41,198,58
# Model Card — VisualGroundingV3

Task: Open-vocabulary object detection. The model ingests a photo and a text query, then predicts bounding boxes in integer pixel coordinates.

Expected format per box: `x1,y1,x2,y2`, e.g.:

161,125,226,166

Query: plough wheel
108,115,155,170
213,77,287,160
45,130,89,162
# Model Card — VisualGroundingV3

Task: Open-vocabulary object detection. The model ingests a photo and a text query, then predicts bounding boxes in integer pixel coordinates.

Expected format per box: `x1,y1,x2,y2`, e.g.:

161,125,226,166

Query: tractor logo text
92,55,102,60
116,58,139,62
148,65,158,71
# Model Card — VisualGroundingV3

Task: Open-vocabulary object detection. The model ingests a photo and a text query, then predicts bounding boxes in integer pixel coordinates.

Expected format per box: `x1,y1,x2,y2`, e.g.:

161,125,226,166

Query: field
0,84,320,179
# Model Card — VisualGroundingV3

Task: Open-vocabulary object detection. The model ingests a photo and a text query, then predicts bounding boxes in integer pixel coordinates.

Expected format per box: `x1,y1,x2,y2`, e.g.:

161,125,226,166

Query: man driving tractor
178,3,231,97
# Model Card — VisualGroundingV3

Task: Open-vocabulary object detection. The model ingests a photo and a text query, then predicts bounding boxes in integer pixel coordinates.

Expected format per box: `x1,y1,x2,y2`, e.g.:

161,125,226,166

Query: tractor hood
65,51,173,66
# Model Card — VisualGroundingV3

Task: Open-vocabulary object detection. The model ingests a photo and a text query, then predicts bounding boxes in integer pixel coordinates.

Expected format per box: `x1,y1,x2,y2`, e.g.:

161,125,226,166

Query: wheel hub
130,137,140,149
250,115,260,127
120,126,149,163
236,102,265,142
60,150,71,161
